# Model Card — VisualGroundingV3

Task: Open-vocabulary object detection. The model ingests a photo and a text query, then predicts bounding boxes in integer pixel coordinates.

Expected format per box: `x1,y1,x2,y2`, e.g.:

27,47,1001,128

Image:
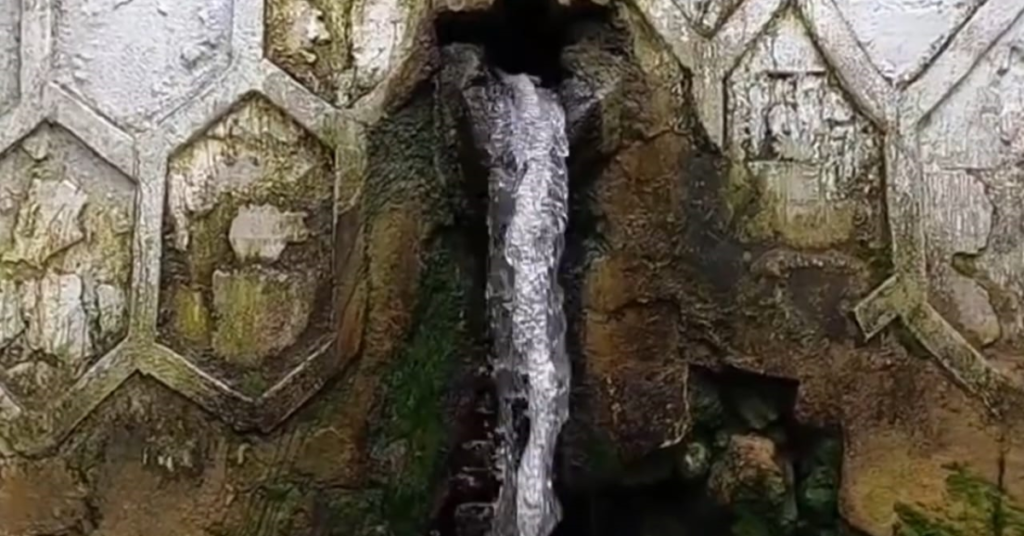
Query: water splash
482,71,571,536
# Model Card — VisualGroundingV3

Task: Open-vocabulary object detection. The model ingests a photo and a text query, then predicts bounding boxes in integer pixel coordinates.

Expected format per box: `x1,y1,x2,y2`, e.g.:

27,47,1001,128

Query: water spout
477,70,571,536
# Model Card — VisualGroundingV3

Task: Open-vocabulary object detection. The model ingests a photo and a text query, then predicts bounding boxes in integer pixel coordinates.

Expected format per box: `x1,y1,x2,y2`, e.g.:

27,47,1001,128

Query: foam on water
484,70,571,536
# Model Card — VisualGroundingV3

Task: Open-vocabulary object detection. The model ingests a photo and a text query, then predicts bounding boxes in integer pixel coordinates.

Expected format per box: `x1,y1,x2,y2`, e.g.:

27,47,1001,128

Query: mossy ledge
372,234,470,534
895,463,1024,536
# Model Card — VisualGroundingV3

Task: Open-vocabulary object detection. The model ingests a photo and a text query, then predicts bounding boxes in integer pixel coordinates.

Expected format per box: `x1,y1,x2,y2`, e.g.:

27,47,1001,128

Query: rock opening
435,0,610,85
555,367,849,536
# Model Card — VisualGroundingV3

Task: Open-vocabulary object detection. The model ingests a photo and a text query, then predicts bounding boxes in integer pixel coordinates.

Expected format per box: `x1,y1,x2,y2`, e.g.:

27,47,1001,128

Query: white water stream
485,71,571,536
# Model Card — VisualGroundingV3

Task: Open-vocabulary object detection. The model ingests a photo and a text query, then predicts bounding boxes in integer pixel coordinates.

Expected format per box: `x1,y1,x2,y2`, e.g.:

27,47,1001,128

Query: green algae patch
894,463,1024,536
168,286,211,346
157,95,338,395
364,90,439,222
373,238,467,534
315,489,385,536
210,267,317,368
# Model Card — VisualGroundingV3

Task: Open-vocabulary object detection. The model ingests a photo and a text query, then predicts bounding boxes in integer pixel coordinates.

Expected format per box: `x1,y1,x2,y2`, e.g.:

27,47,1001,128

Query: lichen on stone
895,463,1024,536
159,96,336,395
0,124,135,410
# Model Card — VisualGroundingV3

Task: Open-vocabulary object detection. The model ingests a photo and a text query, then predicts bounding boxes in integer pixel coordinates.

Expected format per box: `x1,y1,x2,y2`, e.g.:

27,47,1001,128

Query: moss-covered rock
708,435,794,536
894,463,1024,536
373,238,467,534
675,440,711,482
796,438,841,526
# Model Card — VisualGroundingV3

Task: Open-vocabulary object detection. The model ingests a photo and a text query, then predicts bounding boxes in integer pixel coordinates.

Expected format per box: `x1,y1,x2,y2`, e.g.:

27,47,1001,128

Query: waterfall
482,71,571,536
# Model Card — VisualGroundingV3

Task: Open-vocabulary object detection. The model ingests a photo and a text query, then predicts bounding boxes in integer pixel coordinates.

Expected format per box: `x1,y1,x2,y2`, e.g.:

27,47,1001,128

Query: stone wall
560,1,1024,535
1,0,1024,535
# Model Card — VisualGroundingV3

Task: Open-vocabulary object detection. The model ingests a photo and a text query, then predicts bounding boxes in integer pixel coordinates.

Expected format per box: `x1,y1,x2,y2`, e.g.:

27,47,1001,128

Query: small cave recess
554,367,851,536
435,0,612,86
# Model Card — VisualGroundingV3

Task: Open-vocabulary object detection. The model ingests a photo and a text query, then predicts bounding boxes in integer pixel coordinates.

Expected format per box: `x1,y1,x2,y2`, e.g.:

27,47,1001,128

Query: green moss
894,463,1024,536
894,504,966,536
364,91,439,221
375,238,466,535
797,438,841,527
169,286,211,345
318,490,384,536
240,371,271,396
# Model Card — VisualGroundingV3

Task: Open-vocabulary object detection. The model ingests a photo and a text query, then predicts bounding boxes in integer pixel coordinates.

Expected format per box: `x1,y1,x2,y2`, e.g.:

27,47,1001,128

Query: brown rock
295,200,430,487
708,435,787,508
582,302,690,460
840,369,1003,536
0,459,89,536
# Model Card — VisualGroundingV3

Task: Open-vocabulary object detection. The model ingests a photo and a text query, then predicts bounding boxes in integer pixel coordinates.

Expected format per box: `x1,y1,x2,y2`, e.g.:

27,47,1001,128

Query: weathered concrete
1,0,1024,534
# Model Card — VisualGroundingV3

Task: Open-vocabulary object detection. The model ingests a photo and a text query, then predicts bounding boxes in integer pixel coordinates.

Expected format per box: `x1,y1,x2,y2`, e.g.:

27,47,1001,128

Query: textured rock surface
2,0,1024,535
560,2,1024,536
0,125,135,414
160,97,335,396
0,0,17,115
53,0,235,131
0,0,478,533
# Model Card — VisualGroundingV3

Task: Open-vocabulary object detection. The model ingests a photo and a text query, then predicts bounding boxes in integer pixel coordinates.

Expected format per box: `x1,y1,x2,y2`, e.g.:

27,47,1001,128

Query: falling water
481,70,571,536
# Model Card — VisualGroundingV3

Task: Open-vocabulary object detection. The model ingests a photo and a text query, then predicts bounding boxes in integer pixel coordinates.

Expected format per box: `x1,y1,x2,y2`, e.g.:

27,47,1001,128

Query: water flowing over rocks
475,71,571,536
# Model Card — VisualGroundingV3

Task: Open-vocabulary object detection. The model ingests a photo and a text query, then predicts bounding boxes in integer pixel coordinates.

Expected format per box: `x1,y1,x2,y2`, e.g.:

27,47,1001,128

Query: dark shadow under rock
554,367,847,536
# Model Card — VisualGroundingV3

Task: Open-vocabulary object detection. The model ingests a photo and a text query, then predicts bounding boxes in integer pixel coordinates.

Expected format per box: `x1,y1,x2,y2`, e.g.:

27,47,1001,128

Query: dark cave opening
435,0,611,85
554,367,848,536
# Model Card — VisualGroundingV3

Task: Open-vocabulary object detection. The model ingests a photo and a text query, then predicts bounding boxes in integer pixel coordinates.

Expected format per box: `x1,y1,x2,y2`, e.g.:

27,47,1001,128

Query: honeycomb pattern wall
0,0,1023,462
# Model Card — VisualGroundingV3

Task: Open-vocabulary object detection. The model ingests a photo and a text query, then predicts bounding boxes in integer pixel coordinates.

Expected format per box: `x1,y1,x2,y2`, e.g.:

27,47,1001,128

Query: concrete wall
640,0,1024,404
1,0,1024,534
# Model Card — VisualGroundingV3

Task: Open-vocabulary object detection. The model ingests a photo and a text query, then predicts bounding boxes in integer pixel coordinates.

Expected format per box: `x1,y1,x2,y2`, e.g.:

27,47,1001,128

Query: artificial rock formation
2,0,1024,535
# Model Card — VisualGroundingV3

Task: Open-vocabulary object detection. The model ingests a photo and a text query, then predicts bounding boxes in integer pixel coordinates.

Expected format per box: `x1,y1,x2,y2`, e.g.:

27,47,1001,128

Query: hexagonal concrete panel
918,12,1024,355
265,0,430,107
0,124,136,413
159,97,335,397
835,0,986,84
0,0,19,116
53,0,234,131
724,8,885,251
673,0,743,36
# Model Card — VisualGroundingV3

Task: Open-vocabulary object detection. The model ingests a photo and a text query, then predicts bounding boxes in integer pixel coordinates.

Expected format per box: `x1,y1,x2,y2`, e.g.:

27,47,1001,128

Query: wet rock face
0,0,493,532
